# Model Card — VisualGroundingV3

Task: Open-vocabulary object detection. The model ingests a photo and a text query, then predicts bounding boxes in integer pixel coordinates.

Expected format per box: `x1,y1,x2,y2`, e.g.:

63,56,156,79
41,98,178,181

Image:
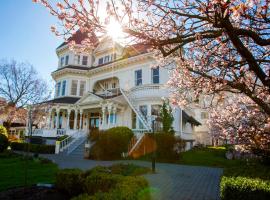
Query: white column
50,111,55,129
74,110,78,130
48,109,52,129
101,106,106,129
107,104,112,127
56,109,60,129
113,107,117,126
66,109,71,130
79,110,83,130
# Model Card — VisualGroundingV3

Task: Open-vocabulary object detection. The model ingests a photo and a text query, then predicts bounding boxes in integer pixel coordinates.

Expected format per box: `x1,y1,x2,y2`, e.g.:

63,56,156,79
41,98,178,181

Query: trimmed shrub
154,132,180,160
84,173,123,195
10,142,55,154
109,163,150,176
72,177,150,200
55,168,84,197
90,126,134,160
0,125,8,137
88,128,101,142
220,176,270,200
0,133,9,152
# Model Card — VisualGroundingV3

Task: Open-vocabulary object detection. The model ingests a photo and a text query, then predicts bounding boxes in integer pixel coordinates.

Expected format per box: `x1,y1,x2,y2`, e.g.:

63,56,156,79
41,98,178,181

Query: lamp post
151,118,156,173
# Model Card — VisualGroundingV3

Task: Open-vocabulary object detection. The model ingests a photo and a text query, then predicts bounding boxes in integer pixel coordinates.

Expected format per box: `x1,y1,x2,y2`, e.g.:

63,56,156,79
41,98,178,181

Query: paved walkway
39,154,223,200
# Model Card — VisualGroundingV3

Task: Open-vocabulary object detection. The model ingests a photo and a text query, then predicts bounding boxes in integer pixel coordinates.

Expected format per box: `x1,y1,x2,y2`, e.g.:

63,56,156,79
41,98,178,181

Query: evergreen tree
160,100,174,134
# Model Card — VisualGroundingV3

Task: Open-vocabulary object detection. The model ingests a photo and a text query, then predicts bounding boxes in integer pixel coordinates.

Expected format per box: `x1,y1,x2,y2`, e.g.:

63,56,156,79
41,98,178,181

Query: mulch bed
0,185,69,200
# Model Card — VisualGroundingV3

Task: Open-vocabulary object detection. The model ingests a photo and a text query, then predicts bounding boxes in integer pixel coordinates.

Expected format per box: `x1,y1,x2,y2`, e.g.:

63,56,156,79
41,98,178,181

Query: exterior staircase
68,141,85,157
128,134,156,158
120,88,152,131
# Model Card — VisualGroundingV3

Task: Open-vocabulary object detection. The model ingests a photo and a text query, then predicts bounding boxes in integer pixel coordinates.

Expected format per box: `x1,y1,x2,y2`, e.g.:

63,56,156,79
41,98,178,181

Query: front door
89,112,100,131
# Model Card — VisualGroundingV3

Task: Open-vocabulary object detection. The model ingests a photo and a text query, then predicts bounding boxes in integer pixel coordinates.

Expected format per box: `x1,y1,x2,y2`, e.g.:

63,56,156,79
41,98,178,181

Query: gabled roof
45,97,80,104
53,65,90,73
57,30,99,49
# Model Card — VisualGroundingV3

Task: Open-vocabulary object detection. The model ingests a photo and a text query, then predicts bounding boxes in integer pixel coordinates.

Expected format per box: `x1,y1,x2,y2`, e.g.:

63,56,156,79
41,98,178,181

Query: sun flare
106,19,124,41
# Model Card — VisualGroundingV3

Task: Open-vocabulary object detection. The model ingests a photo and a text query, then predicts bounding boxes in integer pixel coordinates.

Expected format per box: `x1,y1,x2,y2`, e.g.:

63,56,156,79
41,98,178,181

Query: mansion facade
29,31,211,151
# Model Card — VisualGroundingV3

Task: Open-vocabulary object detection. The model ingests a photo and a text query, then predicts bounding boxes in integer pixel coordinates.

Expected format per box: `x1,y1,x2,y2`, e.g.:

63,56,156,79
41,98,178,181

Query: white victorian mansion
28,31,211,153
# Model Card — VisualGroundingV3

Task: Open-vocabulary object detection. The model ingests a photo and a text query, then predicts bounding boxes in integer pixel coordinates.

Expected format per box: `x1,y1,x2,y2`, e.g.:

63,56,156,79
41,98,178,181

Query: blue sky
0,0,63,83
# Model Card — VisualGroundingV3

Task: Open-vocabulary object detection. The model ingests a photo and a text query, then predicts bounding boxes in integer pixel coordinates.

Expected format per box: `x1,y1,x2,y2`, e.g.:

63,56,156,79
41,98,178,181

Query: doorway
89,112,100,131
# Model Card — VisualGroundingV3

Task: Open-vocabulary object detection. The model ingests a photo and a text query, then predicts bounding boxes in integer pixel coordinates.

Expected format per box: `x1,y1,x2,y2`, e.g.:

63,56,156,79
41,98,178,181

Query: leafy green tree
160,100,174,134
0,125,8,138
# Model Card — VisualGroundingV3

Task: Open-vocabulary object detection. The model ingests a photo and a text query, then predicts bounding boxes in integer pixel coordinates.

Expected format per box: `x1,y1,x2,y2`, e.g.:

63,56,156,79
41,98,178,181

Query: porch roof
182,111,202,126
46,97,80,104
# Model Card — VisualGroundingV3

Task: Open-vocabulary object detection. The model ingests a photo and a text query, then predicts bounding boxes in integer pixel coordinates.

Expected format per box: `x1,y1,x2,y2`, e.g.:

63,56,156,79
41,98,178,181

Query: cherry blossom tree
209,96,270,149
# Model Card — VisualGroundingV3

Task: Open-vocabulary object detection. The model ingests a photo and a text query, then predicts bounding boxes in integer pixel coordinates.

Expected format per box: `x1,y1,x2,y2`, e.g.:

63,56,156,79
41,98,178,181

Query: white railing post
55,141,60,154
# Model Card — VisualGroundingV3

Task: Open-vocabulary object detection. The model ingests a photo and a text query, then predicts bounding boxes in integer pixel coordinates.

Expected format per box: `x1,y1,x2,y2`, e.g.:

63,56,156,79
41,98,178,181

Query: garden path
41,154,223,200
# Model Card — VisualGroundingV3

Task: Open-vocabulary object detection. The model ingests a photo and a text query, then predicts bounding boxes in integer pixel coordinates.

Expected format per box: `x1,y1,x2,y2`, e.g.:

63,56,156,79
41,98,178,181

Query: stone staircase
68,141,85,157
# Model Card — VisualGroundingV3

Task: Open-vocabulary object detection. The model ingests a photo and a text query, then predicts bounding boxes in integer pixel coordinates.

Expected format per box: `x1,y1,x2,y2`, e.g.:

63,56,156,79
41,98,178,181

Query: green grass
0,152,58,191
180,146,244,168
180,146,270,181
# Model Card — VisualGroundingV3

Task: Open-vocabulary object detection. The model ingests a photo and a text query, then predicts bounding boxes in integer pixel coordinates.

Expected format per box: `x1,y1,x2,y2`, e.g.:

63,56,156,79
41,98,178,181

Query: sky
0,0,63,83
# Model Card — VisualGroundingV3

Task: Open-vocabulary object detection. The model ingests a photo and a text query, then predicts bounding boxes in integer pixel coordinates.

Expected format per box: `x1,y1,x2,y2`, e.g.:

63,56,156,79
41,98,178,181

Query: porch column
56,109,60,129
48,109,52,129
101,106,106,129
74,110,78,130
66,109,71,130
79,110,83,130
113,106,117,126
108,104,112,127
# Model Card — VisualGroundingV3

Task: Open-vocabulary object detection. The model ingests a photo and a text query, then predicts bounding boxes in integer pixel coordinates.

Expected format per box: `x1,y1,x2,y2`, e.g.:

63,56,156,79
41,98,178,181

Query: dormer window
65,55,69,65
60,57,64,67
74,55,80,65
82,56,88,66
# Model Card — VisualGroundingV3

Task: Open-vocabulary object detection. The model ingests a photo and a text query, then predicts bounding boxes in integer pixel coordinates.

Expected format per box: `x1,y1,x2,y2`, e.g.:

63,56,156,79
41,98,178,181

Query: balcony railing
128,84,169,100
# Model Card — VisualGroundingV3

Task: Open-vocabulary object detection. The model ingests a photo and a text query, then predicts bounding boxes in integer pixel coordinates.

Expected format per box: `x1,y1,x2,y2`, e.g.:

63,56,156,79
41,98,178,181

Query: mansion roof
57,30,98,49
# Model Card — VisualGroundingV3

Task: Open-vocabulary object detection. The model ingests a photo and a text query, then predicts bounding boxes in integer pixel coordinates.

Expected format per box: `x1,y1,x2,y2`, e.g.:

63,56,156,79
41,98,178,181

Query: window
151,105,161,116
152,67,160,84
98,57,103,65
139,105,147,120
60,57,64,66
107,113,116,124
62,80,66,96
201,112,209,119
104,82,109,90
65,55,69,65
82,56,88,65
112,82,116,89
79,81,86,96
56,82,61,97
135,69,142,86
74,55,80,65
104,55,110,63
71,80,78,95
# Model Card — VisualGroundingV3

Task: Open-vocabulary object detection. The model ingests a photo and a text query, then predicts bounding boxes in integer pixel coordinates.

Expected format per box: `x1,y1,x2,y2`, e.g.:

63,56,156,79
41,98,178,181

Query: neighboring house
28,31,210,151
0,98,27,139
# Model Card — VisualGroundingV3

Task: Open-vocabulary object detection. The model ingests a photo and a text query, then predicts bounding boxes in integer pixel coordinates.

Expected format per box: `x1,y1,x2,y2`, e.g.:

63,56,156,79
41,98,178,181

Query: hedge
0,133,8,152
56,164,150,199
144,132,185,161
10,142,55,154
220,176,270,200
89,127,134,160
55,168,84,197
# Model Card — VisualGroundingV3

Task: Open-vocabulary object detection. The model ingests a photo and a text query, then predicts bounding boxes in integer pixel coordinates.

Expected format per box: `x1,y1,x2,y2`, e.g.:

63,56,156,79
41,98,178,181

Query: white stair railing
67,133,87,155
55,130,86,154
120,88,152,131
128,134,145,156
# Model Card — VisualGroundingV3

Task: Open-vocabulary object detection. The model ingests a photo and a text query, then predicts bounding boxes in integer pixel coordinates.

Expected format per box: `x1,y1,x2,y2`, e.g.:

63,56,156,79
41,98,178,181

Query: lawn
180,146,270,181
0,152,58,191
